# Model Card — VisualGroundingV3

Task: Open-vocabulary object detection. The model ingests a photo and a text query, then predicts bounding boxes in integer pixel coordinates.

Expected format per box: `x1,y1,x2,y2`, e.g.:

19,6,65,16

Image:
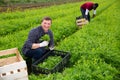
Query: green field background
0,0,120,80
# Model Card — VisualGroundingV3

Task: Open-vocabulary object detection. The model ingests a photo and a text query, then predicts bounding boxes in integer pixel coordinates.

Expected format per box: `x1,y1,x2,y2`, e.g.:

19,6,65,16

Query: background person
22,16,54,62
80,2,99,21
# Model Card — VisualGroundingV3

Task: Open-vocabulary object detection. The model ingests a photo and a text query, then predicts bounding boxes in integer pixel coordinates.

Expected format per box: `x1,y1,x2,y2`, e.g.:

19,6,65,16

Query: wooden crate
0,48,28,80
76,18,88,28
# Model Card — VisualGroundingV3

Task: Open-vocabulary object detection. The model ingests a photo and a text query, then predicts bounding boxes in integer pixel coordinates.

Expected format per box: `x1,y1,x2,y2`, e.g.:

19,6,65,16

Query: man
80,2,99,21
22,17,54,61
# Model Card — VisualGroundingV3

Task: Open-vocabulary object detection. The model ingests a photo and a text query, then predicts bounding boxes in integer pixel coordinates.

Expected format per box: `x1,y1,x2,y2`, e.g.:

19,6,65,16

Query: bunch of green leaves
40,34,50,41
38,56,62,69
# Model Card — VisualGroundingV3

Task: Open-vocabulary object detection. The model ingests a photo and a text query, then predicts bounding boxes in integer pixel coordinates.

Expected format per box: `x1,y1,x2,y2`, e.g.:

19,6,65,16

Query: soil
0,0,83,12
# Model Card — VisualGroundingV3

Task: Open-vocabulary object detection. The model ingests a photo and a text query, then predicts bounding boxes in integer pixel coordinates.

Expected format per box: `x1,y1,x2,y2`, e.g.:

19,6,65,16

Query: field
0,0,81,12
0,0,120,80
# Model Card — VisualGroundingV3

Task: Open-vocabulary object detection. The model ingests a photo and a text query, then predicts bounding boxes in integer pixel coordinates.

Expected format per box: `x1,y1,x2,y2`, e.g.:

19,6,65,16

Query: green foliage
0,0,5,5
0,0,80,5
40,34,50,41
0,0,120,80
38,56,62,69
0,3,78,36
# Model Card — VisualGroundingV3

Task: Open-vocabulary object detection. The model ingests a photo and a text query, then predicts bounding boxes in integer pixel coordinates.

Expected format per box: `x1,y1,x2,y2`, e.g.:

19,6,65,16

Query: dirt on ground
0,0,84,12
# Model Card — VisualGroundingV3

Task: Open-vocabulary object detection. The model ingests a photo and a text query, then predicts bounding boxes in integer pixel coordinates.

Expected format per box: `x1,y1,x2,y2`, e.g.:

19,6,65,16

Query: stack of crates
32,50,70,74
0,48,28,80
76,16,89,28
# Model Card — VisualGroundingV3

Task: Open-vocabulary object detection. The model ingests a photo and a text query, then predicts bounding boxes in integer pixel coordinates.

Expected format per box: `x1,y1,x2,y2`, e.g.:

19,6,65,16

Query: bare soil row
0,0,83,12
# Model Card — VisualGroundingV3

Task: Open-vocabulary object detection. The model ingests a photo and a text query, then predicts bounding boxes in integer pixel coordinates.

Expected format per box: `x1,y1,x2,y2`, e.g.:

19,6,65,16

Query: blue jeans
25,47,46,61
80,8,90,21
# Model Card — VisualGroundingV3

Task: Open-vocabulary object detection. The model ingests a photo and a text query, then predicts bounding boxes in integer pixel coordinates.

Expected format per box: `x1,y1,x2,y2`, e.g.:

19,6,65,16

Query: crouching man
22,16,54,62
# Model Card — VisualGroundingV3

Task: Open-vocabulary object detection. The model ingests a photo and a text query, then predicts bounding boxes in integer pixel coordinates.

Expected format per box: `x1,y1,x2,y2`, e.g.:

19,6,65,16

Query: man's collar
39,26,48,34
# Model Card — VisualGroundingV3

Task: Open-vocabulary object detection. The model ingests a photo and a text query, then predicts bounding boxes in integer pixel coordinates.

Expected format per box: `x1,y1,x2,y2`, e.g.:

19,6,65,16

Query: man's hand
92,14,96,18
39,41,49,47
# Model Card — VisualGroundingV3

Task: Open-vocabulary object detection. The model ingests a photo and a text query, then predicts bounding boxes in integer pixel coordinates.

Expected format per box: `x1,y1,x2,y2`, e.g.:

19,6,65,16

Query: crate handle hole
2,73,6,76
10,71,14,74
24,67,27,70
17,69,21,72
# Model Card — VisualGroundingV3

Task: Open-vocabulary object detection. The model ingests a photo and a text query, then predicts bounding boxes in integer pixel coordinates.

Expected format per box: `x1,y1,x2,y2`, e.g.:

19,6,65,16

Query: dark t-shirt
22,26,54,54
81,2,94,10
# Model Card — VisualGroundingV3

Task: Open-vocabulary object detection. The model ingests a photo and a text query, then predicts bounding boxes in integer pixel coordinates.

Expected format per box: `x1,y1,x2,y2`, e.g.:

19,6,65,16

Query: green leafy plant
40,34,50,41
38,56,62,69
0,0,120,80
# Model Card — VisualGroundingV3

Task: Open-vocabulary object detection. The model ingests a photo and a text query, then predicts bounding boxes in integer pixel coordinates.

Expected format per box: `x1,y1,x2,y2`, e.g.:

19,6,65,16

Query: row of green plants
0,14,77,51
0,0,119,79
0,0,79,5
0,0,114,51
0,3,78,36
0,3,76,20
28,0,120,79
0,0,86,50
0,3,79,21
0,0,114,36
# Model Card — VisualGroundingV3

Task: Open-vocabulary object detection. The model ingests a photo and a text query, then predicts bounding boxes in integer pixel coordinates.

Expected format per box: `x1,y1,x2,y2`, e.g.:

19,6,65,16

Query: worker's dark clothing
22,26,54,61
80,2,94,21
25,47,46,61
80,8,90,21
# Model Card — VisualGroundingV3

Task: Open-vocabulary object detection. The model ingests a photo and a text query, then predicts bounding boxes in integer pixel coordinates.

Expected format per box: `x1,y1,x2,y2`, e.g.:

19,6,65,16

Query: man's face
41,20,52,32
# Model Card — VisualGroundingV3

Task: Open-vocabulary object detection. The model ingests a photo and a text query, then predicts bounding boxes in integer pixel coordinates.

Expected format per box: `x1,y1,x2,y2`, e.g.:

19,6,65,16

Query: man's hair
94,3,99,8
41,16,52,23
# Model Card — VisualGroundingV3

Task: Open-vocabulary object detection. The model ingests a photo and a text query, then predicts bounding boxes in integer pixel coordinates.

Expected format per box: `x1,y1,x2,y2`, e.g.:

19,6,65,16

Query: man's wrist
39,41,49,47
39,43,43,47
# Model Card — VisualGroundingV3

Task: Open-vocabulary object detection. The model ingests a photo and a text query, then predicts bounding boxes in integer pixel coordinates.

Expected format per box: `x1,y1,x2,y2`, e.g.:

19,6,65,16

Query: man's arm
85,9,89,15
32,41,49,49
93,10,96,18
85,9,89,20
48,30,54,50
32,43,40,49
25,29,36,49
26,29,49,49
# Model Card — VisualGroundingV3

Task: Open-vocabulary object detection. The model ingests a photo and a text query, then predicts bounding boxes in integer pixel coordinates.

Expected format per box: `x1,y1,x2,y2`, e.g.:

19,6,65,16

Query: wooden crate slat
15,49,23,61
76,18,86,23
0,56,18,66
0,48,18,56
